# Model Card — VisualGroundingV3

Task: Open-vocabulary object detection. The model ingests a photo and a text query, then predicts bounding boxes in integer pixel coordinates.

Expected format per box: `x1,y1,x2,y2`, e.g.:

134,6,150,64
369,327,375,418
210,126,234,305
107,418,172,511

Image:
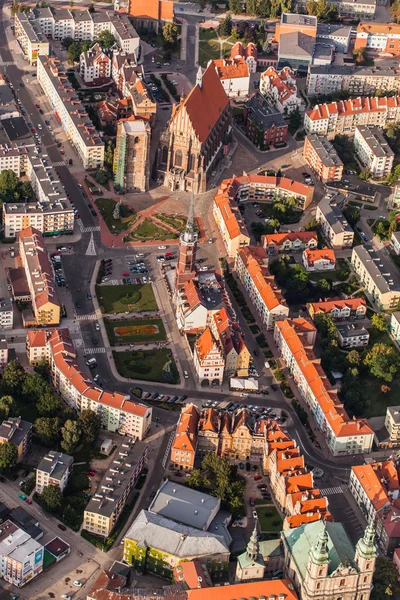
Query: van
136,253,145,258
86,358,97,366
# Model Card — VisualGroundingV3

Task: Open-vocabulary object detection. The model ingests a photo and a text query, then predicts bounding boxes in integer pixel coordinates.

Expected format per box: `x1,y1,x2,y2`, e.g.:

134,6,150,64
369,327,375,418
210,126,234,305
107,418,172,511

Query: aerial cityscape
0,0,398,598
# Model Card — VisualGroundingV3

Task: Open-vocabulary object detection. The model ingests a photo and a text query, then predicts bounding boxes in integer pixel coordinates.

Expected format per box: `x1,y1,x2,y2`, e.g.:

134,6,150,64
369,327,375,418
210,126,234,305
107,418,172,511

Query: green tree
375,221,389,239
372,556,400,600
162,22,179,44
34,417,61,445
97,29,115,49
229,0,242,13
37,391,62,417
11,0,19,15
104,140,114,170
289,107,302,133
364,343,400,382
67,41,82,64
22,372,48,401
95,169,110,186
315,313,338,345
41,485,62,512
371,313,387,332
342,204,360,227
353,46,367,64
246,0,257,14
187,468,203,488
61,36,75,50
304,216,318,231
88,2,95,11
2,360,26,397
0,442,18,471
347,350,361,366
317,279,331,293
0,170,20,203
0,396,15,421
79,409,101,444
306,0,318,14
219,14,232,36
391,0,400,21
61,420,82,454
69,0,74,7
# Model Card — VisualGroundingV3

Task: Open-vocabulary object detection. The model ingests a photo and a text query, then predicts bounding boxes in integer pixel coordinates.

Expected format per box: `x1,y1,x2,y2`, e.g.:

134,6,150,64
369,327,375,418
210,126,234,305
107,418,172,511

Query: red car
122,271,129,276
249,497,255,507
86,470,95,476
254,475,262,481
35,104,40,108
25,498,32,505
165,252,173,257
31,127,36,133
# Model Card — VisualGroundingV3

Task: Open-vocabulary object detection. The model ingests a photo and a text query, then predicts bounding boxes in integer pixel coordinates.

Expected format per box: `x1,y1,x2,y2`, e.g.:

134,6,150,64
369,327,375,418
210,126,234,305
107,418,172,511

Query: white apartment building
36,450,73,494
391,231,400,255
389,311,400,344
0,340,8,367
235,246,289,331
37,56,104,169
302,248,336,272
80,43,112,83
354,126,394,178
0,520,44,587
349,461,399,524
336,324,370,348
193,328,225,385
315,193,354,248
260,66,301,114
0,145,27,177
384,406,400,446
351,245,400,310
0,299,13,331
14,12,49,65
306,64,400,97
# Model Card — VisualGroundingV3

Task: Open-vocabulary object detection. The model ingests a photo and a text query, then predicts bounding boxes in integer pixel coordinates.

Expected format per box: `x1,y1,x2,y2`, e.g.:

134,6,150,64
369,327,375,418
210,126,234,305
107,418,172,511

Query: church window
363,576,368,583
318,568,324,576
134,137,139,144
366,563,370,569
188,153,196,171
175,150,183,167
161,146,168,164
316,583,321,590
340,580,345,587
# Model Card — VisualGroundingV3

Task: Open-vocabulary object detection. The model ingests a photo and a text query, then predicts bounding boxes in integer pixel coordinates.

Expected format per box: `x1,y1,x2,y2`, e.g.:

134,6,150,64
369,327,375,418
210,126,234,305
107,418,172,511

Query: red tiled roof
303,247,335,267
212,57,249,80
237,246,287,311
308,297,366,315
263,231,317,247
187,579,298,600
306,96,400,122
173,404,199,452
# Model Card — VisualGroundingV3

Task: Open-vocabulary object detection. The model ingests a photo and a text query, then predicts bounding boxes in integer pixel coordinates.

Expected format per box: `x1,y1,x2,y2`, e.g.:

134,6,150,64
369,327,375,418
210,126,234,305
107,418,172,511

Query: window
175,150,183,167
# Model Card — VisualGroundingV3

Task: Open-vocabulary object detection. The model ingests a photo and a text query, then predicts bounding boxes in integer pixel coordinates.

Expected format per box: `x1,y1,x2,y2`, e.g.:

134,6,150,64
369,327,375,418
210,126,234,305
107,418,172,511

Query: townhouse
235,246,289,330
315,193,354,248
259,66,301,114
36,451,73,494
213,178,250,258
262,231,318,256
0,298,13,331
244,93,288,150
37,56,104,169
351,245,400,309
0,417,32,463
354,22,400,56
230,41,258,73
211,58,250,98
303,134,343,184
171,404,199,471
14,12,49,65
274,318,374,456
19,227,60,326
302,248,336,272
307,297,367,321
193,328,225,385
305,96,400,139
26,329,152,439
354,126,394,178
307,64,400,97
210,309,250,377
79,44,112,84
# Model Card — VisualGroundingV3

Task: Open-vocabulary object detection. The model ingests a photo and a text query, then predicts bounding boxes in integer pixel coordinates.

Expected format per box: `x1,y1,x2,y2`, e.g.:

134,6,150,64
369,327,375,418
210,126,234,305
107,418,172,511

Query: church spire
309,522,329,565
182,191,198,244
246,525,260,561
356,520,377,560
196,66,203,88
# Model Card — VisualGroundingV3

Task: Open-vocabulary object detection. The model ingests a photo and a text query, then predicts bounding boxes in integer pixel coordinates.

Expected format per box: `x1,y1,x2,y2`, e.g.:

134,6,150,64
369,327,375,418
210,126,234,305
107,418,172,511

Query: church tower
174,192,198,294
304,522,330,594
235,525,266,582
354,520,377,598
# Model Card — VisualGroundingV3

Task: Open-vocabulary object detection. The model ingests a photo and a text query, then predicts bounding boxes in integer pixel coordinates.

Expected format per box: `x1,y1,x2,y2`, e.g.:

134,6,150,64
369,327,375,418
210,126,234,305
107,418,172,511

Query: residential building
188,581,298,600
37,56,104,169
83,444,147,538
235,246,289,330
0,520,44,587
79,43,112,84
305,96,400,139
123,510,230,579
170,403,199,471
231,42,258,73
260,66,301,114
193,328,225,385
315,193,354,248
157,64,231,193
26,329,152,439
211,58,250,98
391,231,400,255
19,227,60,326
211,308,251,377
125,76,157,123
336,324,370,348
307,297,367,321
390,311,400,343
128,0,173,32
262,231,318,255
244,93,288,150
282,520,377,600
0,340,8,367
351,245,400,309
0,298,13,331
306,64,400,97
302,247,336,272
355,22,400,55
354,126,394,178
36,451,73,495
274,318,374,456
0,79,20,121
303,134,343,183
0,417,32,463
0,144,27,178
384,405,400,446
316,23,352,52
213,179,250,258
14,11,49,65
113,116,151,193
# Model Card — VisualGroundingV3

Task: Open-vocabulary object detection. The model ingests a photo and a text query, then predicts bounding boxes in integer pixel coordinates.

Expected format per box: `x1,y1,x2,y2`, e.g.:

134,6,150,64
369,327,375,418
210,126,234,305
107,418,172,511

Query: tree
162,22,179,45
187,468,203,488
0,396,15,421
371,556,400,600
342,204,360,227
289,107,302,133
375,221,389,239
79,410,101,444
88,2,95,11
37,391,62,417
391,0,400,21
69,0,74,7
0,442,18,471
219,14,232,36
229,0,242,13
364,343,400,382
306,0,318,14
61,36,75,50
315,313,338,345
353,46,367,64
61,420,82,454
304,216,318,231
2,360,26,397
347,350,361,366
35,417,61,445
317,279,331,293
371,313,387,332
95,169,110,186
0,170,20,203
11,0,19,15
67,41,82,64
97,29,115,49
104,140,114,170
41,485,62,512
246,0,257,14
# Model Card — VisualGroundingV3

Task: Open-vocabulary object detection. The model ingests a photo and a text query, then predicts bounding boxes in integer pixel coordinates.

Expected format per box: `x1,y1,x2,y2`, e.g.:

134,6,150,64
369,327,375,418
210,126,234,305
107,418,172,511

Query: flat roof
2,117,31,142
353,245,400,294
336,324,369,338
37,450,73,480
281,13,317,26
356,125,394,159
9,268,30,297
387,405,400,424
45,536,70,557
307,133,343,168
317,193,353,235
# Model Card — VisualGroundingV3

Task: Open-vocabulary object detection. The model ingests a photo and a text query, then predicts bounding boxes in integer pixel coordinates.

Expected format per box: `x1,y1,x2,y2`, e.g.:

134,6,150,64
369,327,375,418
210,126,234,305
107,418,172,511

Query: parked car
252,510,258,519
25,498,32,504
249,497,255,507
254,474,262,481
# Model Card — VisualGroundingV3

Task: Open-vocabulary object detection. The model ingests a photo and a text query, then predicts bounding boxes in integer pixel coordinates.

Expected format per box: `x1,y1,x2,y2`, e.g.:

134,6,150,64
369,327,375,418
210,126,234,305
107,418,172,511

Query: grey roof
72,9,91,22
279,32,315,60
352,245,400,294
317,23,351,38
0,85,15,106
9,507,43,540
308,64,400,78
125,510,230,558
149,480,220,531
0,340,7,350
313,39,335,61
260,538,284,559
15,12,48,43
2,117,31,142
336,324,369,339
0,417,31,446
282,521,356,578
317,193,353,236
53,8,74,21
37,450,73,481
387,405,400,424
356,125,394,159
32,7,53,19
281,13,317,26
246,93,286,130
307,134,343,168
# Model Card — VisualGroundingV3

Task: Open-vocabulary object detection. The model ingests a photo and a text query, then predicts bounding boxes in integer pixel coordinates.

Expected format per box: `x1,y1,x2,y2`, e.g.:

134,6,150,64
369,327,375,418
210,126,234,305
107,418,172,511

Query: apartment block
390,311,400,344
315,193,354,248
274,318,374,456
14,12,49,65
307,64,400,97
303,134,343,183
244,93,288,149
0,144,27,177
262,231,318,256
37,56,104,169
0,417,32,463
355,22,400,56
213,178,250,258
354,126,394,178
79,43,112,84
0,298,13,330
391,231,400,255
305,96,400,139
351,245,400,309
302,248,336,272
0,341,8,367
336,324,370,348
83,443,147,538
19,227,60,326
384,406,400,446
113,116,151,193
0,520,44,587
36,451,73,495
235,246,289,330
307,297,367,321
291,0,376,20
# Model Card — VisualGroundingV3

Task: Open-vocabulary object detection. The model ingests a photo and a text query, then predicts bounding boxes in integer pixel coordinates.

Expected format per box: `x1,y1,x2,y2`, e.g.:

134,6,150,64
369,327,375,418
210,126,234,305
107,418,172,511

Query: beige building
351,245,400,309
37,56,104,169
384,406,400,446
193,328,225,385
307,64,400,97
213,179,250,258
354,125,394,178
0,417,32,463
303,134,343,184
36,450,73,494
113,116,151,193
315,193,354,248
14,11,49,65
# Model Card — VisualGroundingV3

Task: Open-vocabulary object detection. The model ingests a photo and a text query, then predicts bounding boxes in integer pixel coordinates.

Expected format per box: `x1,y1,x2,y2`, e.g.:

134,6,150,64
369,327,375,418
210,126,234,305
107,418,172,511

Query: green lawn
113,348,180,383
96,198,138,234
256,506,283,532
198,29,220,67
123,218,178,242
309,258,350,283
154,213,199,234
96,283,158,314
105,317,167,345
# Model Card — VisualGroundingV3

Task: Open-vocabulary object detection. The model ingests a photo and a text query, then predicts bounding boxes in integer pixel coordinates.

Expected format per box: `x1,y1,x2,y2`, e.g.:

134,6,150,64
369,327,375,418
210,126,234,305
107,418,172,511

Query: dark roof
246,93,286,130
45,536,70,557
2,117,31,142
9,506,43,540
0,417,32,446
8,268,30,298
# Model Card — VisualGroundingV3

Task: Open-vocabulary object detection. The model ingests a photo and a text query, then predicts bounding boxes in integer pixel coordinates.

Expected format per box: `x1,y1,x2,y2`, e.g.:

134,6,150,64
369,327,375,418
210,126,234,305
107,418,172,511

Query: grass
104,317,167,345
113,348,180,383
256,505,283,532
154,213,199,234
309,258,350,283
123,218,178,242
96,283,158,314
198,28,220,67
96,198,138,234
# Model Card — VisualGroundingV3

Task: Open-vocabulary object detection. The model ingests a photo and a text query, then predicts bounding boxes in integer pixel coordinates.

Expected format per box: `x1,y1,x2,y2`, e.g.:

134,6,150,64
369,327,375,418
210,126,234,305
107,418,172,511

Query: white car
73,581,83,587
200,266,208,271
61,595,72,600
184,370,189,379
102,277,110,283
95,323,100,331
158,245,167,250
37,124,42,129
157,257,165,263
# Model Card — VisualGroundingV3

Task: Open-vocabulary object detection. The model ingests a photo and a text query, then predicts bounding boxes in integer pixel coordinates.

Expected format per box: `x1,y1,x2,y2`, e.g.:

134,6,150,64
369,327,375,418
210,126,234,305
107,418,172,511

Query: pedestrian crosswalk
77,219,101,234
0,61,16,67
77,313,98,321
52,161,65,167
320,486,344,496
84,347,106,355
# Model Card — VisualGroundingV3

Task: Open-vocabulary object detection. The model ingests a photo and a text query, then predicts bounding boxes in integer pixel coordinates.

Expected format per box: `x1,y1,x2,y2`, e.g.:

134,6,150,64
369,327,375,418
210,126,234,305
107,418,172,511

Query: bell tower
354,520,377,598
174,192,198,294
304,522,330,594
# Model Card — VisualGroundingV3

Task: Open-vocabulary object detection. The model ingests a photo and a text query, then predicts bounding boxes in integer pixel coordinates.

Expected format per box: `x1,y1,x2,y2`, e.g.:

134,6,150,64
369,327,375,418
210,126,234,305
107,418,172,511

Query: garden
198,28,220,67
154,213,200,234
96,283,158,314
113,348,179,383
256,505,283,533
123,218,179,242
96,198,138,234
104,317,167,345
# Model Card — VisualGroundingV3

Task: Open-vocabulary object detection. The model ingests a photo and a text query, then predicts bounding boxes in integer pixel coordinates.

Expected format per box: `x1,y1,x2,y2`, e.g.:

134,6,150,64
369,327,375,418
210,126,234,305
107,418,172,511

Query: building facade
260,66,301,114
336,324,370,348
213,179,250,258
302,248,336,272
0,417,32,463
0,520,44,587
306,64,400,97
316,193,354,248
244,93,288,150
351,245,400,309
193,328,225,385
354,125,394,178
14,12,49,65
262,231,318,255
303,134,343,183
79,44,112,84
355,22,400,55
113,116,151,193
211,58,250,98
36,451,73,495
307,297,367,321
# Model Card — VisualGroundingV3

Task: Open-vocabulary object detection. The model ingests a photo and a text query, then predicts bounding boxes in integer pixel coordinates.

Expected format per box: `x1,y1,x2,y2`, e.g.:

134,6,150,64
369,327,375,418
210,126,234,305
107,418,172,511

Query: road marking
52,160,65,167
84,347,106,354
320,486,344,496
77,219,100,233
77,313,98,321
85,232,96,256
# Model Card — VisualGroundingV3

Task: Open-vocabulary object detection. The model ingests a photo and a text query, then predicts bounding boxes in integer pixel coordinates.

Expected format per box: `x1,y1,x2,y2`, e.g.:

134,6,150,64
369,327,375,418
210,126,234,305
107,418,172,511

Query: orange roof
263,231,317,247
195,327,222,362
182,280,204,313
27,330,47,348
285,473,314,494
308,297,366,315
303,247,335,266
187,579,298,600
306,96,400,122
352,461,399,512
285,511,331,528
173,404,199,452
173,560,211,590
212,57,249,80
357,21,400,35
214,183,250,240
237,246,287,312
199,408,219,433
231,41,258,61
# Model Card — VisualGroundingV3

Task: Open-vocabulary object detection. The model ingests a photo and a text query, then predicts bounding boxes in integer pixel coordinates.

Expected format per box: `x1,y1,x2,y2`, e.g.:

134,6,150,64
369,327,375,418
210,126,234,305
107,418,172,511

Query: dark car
253,349,259,356
22,470,29,478
271,384,278,391
87,292,92,300
91,209,97,216
181,395,188,400
76,301,81,309
92,336,98,345
39,108,43,114
246,462,251,471
12,474,19,481
0,476,5,483
58,524,66,531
